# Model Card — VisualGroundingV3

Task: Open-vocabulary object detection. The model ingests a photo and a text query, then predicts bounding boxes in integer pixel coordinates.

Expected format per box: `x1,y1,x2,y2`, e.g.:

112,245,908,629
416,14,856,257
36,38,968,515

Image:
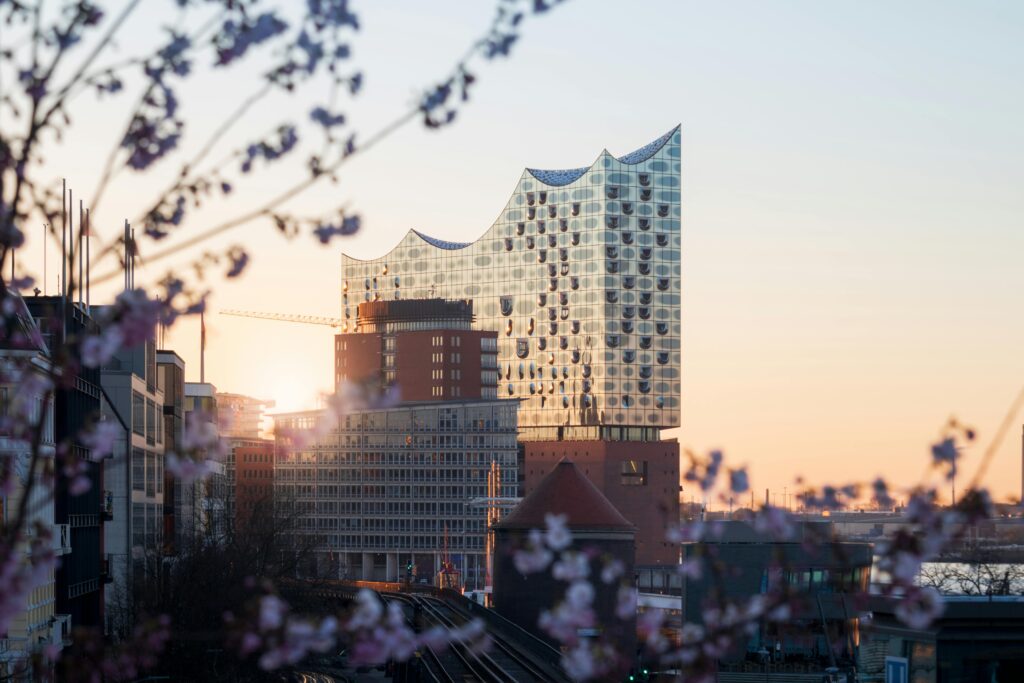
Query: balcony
101,490,113,521
53,523,71,556
51,614,72,647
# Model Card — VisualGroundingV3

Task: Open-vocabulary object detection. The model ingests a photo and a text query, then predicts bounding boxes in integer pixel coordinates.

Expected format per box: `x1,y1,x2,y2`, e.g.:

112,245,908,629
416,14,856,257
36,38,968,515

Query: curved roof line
411,229,471,251
526,124,679,186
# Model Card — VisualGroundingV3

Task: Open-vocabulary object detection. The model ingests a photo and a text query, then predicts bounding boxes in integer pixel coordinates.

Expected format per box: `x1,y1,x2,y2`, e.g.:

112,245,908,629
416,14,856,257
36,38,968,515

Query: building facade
156,351,188,552
0,296,70,677
340,127,682,563
274,399,518,588
216,392,274,440
99,336,166,630
26,296,106,632
334,299,498,401
184,383,227,543
226,438,274,531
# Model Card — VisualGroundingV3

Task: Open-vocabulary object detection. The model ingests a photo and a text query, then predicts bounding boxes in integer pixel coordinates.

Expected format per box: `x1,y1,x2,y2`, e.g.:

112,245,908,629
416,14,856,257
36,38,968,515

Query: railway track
382,592,558,682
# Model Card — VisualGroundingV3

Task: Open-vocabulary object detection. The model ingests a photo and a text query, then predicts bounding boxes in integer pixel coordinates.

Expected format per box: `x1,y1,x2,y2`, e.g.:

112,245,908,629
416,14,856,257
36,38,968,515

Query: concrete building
216,392,274,439
156,351,189,552
334,299,498,401
0,296,71,677
26,296,106,633
99,335,166,632
340,127,682,564
274,398,518,587
184,383,227,543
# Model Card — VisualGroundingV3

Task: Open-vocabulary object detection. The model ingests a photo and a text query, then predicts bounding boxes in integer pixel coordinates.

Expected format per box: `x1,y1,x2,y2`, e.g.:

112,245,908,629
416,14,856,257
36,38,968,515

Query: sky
11,1,1024,503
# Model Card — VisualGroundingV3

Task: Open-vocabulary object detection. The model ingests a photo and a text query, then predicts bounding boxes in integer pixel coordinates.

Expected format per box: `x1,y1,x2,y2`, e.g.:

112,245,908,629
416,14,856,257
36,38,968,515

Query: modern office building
99,333,166,630
340,127,682,563
0,295,71,676
216,392,274,440
184,383,227,543
156,351,188,552
334,299,498,401
26,296,106,632
274,398,518,587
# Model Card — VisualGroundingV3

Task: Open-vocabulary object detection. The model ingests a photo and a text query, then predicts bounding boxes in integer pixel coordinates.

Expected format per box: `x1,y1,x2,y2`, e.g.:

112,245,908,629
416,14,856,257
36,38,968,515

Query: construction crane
220,309,345,329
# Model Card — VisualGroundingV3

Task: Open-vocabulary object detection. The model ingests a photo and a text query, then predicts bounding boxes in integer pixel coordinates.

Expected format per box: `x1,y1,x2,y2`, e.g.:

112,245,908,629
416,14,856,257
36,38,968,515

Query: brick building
334,299,498,402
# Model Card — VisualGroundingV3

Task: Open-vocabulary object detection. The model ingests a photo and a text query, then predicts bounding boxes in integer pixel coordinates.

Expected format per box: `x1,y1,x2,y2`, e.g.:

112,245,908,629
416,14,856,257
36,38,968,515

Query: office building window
620,460,647,486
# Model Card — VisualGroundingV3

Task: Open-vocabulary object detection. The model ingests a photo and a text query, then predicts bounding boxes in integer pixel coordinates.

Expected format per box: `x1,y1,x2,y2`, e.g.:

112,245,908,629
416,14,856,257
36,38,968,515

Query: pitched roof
498,459,634,531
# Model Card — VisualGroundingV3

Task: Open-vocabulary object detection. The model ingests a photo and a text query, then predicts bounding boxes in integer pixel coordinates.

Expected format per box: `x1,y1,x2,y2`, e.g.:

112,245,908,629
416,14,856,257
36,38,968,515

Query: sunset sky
17,1,1024,503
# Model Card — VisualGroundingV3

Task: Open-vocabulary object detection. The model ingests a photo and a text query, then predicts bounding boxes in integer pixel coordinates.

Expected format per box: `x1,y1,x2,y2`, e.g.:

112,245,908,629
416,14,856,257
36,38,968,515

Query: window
132,447,145,491
621,460,647,486
132,391,145,435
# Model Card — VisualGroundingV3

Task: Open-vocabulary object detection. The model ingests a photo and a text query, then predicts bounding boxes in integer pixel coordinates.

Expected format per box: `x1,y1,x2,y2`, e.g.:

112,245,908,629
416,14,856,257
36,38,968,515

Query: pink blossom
678,557,703,579
544,512,571,550
80,327,124,368
637,608,667,653
615,586,637,620
600,558,624,584
552,552,589,582
258,594,287,631
895,586,944,629
80,420,121,459
514,529,553,575
165,452,216,483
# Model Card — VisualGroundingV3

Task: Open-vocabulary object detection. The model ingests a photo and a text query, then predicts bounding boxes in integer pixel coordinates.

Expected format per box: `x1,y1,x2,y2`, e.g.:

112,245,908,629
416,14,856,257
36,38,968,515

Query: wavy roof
526,124,680,186
411,229,471,251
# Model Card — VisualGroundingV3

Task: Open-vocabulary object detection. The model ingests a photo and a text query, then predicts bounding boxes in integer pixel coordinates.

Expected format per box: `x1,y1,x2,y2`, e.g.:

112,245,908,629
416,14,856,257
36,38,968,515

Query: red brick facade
521,439,680,565
235,441,274,528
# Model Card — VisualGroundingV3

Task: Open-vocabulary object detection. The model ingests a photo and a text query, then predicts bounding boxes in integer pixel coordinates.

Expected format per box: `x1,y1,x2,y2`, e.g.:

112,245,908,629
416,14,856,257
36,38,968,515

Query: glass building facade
341,126,681,439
